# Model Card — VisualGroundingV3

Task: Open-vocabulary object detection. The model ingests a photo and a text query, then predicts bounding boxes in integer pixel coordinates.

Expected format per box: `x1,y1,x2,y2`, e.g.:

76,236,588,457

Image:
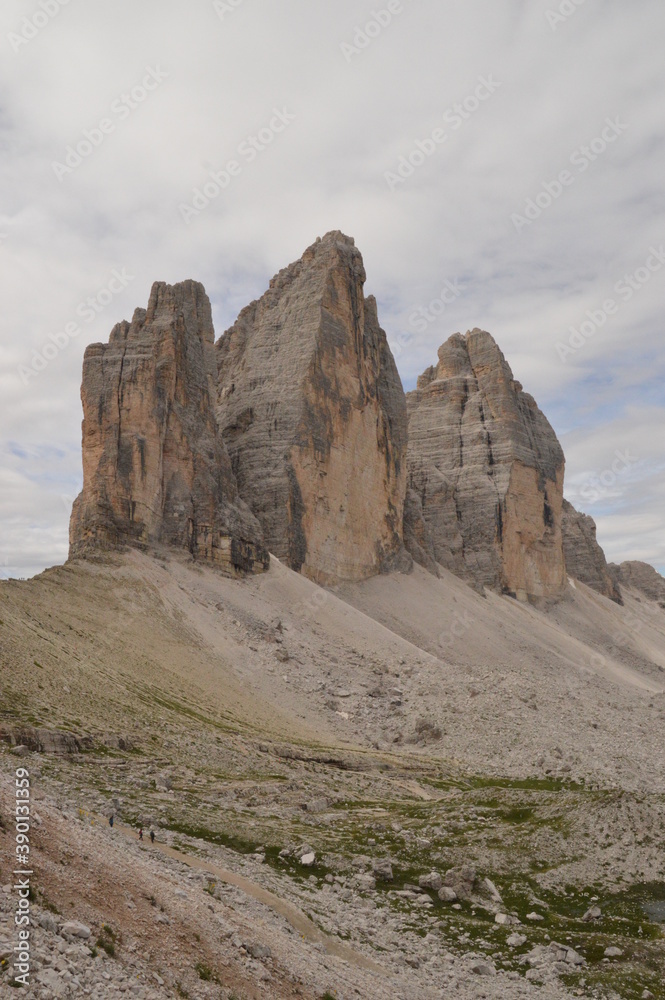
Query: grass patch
195,961,219,983
95,924,117,957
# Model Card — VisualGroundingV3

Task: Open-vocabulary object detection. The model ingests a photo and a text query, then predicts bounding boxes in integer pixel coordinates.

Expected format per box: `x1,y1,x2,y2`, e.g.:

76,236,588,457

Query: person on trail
139,828,143,841
109,815,114,828
150,830,155,844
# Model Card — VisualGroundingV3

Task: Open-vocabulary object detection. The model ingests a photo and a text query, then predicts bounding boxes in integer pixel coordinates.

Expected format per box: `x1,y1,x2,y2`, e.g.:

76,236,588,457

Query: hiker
109,815,114,828
150,830,155,844
139,827,143,841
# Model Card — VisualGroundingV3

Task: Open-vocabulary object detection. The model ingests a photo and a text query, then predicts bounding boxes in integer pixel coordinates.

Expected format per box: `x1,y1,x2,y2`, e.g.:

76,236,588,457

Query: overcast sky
1,0,663,580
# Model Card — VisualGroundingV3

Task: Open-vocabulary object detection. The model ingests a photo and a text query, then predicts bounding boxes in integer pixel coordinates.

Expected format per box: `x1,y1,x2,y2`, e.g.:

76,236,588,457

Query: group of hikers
108,814,155,843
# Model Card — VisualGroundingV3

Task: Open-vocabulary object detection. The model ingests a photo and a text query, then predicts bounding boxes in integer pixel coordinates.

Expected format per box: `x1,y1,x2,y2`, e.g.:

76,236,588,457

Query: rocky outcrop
610,561,665,607
406,330,567,602
215,231,409,584
70,280,268,574
0,726,95,754
561,499,622,602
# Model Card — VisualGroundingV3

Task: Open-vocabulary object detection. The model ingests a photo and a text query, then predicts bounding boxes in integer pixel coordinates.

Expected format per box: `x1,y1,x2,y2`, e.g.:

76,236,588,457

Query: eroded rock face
215,231,409,584
562,500,622,602
69,280,268,574
611,561,665,606
406,329,567,601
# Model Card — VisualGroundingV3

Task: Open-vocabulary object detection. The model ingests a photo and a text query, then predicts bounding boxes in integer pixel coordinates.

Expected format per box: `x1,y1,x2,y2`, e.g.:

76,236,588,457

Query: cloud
1,0,663,577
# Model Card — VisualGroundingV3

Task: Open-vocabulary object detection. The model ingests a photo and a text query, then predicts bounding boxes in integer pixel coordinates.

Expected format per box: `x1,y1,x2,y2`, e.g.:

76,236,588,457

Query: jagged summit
69,279,268,574
405,328,567,602
215,232,409,584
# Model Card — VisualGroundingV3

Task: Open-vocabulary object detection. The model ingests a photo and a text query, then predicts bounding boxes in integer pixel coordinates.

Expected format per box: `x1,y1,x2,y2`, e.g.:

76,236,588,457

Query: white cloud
1,0,663,577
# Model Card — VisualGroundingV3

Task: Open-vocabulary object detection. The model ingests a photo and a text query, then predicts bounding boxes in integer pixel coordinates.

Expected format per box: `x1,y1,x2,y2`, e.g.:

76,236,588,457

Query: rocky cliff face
215,231,409,584
561,499,622,602
406,330,567,602
69,280,268,574
610,561,665,607
66,239,634,601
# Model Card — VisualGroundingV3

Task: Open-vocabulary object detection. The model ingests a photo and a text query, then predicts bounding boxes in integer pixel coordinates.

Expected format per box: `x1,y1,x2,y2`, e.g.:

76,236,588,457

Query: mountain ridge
67,230,654,602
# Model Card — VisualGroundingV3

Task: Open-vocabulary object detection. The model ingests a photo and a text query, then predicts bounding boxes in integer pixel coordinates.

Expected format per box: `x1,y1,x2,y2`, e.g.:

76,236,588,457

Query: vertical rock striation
561,499,622,602
69,280,268,574
406,329,567,602
215,231,409,584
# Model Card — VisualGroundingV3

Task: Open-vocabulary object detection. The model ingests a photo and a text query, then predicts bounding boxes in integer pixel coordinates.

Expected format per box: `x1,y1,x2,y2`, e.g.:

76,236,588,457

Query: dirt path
112,820,385,976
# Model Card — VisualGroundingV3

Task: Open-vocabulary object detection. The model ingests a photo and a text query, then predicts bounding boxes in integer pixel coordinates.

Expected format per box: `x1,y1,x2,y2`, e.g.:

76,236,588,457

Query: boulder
470,960,496,976
507,933,527,948
37,912,59,933
354,873,377,892
70,280,268,575
372,858,394,882
495,912,520,926
484,877,503,903
245,942,272,961
215,232,410,584
406,330,567,602
562,499,622,602
418,872,443,891
60,921,91,939
564,945,585,966
443,865,476,900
